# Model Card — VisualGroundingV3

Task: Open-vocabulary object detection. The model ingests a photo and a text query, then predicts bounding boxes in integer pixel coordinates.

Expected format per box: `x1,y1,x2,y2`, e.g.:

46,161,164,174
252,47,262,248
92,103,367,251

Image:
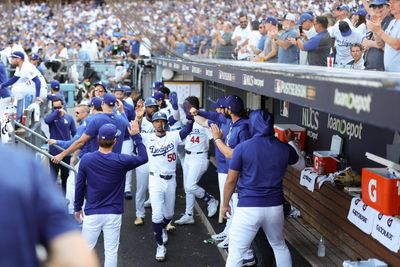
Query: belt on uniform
185,150,208,155
149,172,173,180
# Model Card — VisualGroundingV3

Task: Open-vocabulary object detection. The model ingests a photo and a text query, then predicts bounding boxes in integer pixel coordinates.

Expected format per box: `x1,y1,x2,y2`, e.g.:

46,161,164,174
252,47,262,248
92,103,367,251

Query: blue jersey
75,134,148,215
0,145,77,267
44,110,76,155
84,113,129,153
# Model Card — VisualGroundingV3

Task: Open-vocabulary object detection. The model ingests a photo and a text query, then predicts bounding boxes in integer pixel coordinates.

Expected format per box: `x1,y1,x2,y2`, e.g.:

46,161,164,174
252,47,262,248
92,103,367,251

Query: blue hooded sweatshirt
229,110,299,207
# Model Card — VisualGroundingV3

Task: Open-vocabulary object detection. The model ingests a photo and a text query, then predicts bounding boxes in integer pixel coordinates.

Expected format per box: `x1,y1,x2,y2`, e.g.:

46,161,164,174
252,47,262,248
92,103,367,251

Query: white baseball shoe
144,199,151,208
211,231,227,241
155,245,167,261
174,214,195,225
217,237,229,249
207,199,219,217
162,228,168,244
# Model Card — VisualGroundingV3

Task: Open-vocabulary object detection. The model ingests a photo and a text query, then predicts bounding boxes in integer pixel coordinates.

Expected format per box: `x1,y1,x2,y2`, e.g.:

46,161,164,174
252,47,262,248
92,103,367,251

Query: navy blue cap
98,123,121,141
354,9,367,16
339,21,352,37
369,0,389,7
30,53,40,60
262,16,278,26
94,81,107,91
336,5,350,11
153,91,164,101
298,13,313,25
222,95,244,114
103,93,117,106
152,81,164,90
90,97,103,109
50,80,60,90
113,84,125,92
211,97,226,110
10,51,25,60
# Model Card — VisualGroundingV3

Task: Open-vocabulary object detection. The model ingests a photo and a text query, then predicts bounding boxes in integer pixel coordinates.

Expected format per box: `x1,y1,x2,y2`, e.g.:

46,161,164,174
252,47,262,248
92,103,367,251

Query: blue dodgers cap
354,9,367,16
98,123,121,141
152,81,164,90
103,93,117,106
151,111,168,122
339,21,352,37
90,97,103,109
113,84,125,92
211,97,226,110
298,13,313,25
144,97,158,107
336,5,350,11
94,81,108,91
222,95,244,114
30,53,40,60
369,0,389,7
153,91,164,101
10,51,25,60
50,80,60,90
262,16,278,26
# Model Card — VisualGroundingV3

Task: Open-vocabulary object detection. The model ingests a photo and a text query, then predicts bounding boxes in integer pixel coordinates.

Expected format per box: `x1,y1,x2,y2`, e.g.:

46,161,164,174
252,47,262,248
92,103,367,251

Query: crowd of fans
0,0,398,74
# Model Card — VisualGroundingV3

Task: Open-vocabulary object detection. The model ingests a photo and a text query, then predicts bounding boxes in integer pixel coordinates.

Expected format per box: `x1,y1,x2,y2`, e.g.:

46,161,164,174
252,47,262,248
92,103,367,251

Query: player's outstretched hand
210,124,223,140
48,139,56,145
51,153,64,164
116,99,124,113
135,99,145,119
189,107,198,116
129,120,140,136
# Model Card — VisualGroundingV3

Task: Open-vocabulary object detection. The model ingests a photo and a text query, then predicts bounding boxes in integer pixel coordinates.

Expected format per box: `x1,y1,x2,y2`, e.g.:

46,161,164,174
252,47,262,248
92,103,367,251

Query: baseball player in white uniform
135,107,194,262
175,96,219,225
0,51,47,100
133,97,158,226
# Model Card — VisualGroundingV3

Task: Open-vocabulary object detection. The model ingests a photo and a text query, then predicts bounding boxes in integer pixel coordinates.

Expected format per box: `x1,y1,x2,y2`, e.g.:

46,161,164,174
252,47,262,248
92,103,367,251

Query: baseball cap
298,13,313,26
369,0,389,7
222,95,244,114
339,21,352,37
113,84,125,92
144,97,158,107
262,16,278,26
50,80,60,90
103,93,117,106
90,97,103,109
152,111,168,122
152,81,164,90
336,5,350,12
354,9,367,16
10,51,25,60
30,53,40,60
98,123,121,141
153,91,164,101
94,81,108,91
285,13,296,22
211,97,226,110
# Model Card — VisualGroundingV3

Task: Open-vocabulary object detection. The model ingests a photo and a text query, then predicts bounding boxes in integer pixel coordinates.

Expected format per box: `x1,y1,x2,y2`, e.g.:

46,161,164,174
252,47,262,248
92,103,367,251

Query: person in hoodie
221,110,305,267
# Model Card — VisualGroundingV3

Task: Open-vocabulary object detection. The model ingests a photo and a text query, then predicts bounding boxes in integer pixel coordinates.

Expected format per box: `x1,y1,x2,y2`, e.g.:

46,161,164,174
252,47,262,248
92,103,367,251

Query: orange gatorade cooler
274,124,306,151
362,153,400,216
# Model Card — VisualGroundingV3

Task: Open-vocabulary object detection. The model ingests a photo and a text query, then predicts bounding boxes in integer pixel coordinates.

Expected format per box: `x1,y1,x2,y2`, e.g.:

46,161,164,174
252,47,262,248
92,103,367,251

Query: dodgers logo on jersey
149,143,174,156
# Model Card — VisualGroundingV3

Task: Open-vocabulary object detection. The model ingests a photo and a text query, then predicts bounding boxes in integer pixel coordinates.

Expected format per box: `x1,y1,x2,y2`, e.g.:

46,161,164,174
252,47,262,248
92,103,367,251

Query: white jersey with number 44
185,122,211,152
142,131,184,175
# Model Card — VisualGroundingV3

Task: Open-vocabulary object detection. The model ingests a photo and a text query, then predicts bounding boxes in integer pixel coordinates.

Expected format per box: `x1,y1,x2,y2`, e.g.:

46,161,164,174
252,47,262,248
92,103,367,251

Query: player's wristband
214,138,222,143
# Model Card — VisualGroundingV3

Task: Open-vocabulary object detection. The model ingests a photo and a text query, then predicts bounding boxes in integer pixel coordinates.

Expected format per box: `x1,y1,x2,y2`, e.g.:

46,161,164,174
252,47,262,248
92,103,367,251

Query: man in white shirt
232,13,251,59
334,21,363,66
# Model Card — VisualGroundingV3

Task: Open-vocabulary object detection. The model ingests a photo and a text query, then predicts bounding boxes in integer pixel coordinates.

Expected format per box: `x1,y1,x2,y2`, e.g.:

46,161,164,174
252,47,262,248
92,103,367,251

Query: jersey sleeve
84,118,97,137
229,143,243,172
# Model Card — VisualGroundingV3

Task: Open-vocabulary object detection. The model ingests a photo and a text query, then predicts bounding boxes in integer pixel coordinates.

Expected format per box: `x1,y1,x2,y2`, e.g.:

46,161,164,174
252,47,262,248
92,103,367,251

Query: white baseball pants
135,162,149,218
65,160,80,214
226,205,292,267
121,139,133,193
182,153,209,215
149,173,176,223
82,214,122,267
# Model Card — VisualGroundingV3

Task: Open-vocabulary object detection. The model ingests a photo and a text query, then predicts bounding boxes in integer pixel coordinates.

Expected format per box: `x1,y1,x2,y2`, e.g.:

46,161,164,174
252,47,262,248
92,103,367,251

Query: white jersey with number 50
185,122,211,152
142,131,184,175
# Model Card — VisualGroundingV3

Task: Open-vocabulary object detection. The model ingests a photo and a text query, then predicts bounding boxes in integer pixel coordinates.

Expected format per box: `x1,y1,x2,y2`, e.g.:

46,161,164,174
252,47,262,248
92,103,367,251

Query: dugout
152,57,400,266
